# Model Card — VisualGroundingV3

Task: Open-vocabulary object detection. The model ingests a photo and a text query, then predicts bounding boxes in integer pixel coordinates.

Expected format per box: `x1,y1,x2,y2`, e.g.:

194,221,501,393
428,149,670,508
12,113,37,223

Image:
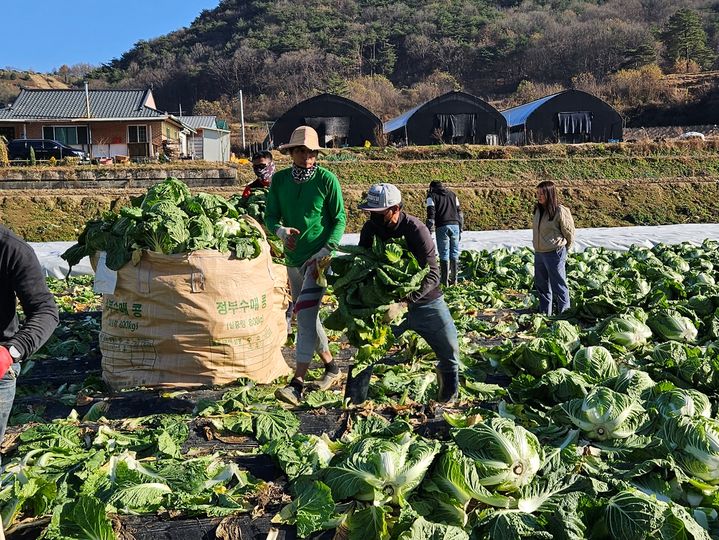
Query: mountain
44,0,719,123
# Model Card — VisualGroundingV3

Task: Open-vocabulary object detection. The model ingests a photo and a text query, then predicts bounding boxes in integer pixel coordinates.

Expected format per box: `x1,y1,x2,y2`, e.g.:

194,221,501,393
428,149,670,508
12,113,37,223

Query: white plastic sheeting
32,223,719,278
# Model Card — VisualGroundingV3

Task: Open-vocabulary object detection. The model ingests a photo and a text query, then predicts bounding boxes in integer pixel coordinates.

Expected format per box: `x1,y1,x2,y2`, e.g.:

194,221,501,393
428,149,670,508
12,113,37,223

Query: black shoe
449,259,459,285
440,260,449,287
436,368,459,403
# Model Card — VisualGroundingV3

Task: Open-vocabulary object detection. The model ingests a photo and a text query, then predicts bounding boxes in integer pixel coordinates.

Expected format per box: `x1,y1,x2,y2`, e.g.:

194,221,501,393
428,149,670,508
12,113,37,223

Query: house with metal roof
384,91,507,146
0,88,194,160
178,115,231,162
270,94,382,148
502,89,623,145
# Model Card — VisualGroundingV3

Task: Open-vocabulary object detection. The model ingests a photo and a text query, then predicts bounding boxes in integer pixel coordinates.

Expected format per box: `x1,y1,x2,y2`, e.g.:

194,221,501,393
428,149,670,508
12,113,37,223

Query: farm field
6,238,719,539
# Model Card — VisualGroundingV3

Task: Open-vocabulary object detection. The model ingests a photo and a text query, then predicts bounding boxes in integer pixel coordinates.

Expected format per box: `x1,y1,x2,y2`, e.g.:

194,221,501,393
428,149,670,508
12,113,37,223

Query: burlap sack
95,220,291,389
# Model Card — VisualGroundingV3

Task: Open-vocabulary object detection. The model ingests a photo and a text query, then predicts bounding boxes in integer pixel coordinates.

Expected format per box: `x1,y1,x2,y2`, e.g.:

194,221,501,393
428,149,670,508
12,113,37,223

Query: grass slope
3,142,719,241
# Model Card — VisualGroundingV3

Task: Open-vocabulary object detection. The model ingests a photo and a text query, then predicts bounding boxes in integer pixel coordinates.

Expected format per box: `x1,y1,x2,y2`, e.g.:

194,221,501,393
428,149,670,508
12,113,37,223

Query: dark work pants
393,297,460,375
534,247,570,315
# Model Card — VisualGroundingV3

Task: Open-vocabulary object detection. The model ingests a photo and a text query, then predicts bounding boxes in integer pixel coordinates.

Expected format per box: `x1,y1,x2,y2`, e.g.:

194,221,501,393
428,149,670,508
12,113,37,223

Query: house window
128,125,148,143
43,126,88,145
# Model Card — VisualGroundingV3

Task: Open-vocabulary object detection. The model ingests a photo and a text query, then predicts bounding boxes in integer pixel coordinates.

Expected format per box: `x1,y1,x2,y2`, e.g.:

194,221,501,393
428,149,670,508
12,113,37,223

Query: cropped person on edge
532,180,575,315
242,150,275,199
265,126,346,405
357,183,460,402
0,224,59,442
426,180,463,286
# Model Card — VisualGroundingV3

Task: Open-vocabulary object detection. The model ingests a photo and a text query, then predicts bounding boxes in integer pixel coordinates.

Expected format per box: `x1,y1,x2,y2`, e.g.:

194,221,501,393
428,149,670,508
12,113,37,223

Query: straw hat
278,125,326,154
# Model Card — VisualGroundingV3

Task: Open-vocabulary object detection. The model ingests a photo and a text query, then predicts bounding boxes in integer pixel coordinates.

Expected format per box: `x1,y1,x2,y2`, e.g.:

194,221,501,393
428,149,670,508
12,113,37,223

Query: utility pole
239,90,246,155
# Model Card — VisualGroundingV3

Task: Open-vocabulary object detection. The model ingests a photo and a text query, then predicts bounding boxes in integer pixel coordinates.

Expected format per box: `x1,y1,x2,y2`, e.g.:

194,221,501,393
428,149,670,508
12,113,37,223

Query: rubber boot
436,368,459,403
440,260,449,287
345,364,374,405
449,259,458,286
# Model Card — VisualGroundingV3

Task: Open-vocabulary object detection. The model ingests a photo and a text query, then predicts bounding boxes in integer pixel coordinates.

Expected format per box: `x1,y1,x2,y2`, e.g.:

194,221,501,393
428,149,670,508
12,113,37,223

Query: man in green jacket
266,126,347,405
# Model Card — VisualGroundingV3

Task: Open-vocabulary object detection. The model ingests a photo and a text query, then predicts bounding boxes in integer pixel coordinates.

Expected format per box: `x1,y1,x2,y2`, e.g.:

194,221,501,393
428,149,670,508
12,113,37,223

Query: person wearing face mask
242,151,276,198
266,126,346,405
355,183,460,403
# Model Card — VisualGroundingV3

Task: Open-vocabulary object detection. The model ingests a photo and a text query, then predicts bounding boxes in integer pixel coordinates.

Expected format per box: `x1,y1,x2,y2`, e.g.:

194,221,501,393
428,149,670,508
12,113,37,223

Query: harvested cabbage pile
62,177,265,271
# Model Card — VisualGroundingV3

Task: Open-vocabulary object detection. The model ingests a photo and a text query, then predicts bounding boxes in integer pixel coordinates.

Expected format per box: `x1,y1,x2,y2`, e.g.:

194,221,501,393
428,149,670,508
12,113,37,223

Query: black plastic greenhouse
269,94,382,148
383,91,508,146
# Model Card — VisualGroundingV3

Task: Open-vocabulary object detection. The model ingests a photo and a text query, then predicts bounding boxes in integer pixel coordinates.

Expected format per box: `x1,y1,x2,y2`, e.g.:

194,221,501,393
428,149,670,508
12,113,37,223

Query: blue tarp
502,93,561,128
383,103,424,134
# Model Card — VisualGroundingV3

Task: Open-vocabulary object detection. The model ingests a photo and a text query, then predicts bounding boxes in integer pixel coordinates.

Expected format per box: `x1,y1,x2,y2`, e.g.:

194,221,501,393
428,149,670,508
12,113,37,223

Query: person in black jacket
426,180,463,286
0,225,59,442
356,183,460,402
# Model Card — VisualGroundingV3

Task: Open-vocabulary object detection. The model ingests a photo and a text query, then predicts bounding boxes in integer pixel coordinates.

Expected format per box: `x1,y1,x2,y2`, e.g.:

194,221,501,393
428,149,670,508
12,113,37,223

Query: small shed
502,90,623,145
383,91,507,146
178,115,231,162
270,94,381,148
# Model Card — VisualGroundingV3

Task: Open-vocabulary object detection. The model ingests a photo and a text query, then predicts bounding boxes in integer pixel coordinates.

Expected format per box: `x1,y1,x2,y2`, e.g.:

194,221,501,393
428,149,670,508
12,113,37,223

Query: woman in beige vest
532,181,575,315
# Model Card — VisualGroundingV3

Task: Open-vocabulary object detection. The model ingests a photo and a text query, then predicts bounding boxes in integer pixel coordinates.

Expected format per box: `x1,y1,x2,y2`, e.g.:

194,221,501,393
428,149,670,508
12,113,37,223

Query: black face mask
370,212,387,226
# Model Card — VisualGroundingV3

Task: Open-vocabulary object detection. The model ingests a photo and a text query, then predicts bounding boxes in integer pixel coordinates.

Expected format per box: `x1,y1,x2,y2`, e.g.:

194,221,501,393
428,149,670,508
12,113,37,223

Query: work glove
0,347,13,379
276,226,300,251
426,219,435,233
382,302,407,324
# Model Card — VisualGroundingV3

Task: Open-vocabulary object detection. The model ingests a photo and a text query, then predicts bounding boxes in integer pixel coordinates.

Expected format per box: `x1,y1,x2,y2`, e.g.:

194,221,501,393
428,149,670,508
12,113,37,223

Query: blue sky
4,0,220,73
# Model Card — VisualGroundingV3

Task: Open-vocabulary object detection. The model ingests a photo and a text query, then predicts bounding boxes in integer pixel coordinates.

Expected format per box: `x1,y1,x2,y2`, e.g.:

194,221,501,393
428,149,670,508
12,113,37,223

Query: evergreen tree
325,73,349,97
29,145,36,166
622,39,657,70
660,8,716,70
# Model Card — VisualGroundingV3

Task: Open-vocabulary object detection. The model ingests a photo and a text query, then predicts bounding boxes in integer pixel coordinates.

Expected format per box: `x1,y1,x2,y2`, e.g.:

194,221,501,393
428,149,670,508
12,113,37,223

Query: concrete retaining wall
0,167,238,189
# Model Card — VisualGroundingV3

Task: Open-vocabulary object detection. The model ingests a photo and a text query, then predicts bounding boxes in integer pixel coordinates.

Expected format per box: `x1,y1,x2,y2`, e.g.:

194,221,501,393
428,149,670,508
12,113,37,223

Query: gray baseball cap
358,183,402,211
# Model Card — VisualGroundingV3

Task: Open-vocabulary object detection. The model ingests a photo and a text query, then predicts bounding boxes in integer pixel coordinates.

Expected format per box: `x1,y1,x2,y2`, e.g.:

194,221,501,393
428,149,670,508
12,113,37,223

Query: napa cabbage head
452,417,542,492
505,337,570,377
215,217,244,238
596,313,652,351
538,320,581,352
558,386,647,441
573,346,618,382
322,432,439,506
603,369,656,399
529,368,590,404
647,309,698,343
650,386,712,419
661,416,719,485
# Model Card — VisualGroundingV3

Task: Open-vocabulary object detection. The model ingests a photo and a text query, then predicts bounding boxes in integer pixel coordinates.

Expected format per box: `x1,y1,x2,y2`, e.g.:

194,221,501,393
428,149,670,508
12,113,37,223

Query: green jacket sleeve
325,174,346,248
264,175,281,235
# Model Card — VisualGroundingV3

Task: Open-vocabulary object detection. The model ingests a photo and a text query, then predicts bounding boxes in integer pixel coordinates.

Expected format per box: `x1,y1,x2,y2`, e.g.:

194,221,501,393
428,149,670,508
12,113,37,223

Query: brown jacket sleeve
559,206,576,250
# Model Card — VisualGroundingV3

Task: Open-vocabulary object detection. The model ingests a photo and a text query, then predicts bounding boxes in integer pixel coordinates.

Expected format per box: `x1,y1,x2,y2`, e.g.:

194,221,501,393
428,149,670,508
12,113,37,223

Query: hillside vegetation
0,70,68,106
75,0,719,125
